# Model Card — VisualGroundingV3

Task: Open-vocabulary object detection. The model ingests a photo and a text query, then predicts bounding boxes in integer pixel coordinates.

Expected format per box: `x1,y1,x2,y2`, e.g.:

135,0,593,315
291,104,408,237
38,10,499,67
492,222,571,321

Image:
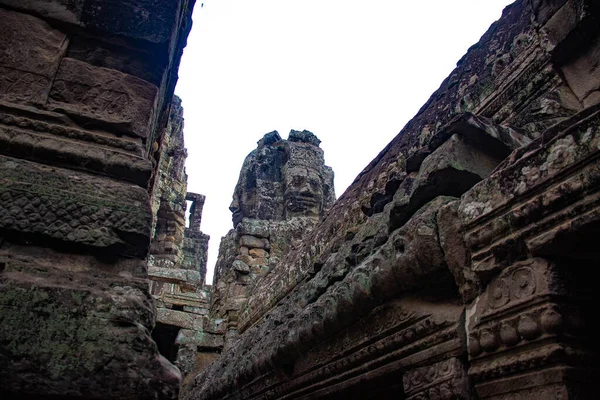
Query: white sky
175,0,513,284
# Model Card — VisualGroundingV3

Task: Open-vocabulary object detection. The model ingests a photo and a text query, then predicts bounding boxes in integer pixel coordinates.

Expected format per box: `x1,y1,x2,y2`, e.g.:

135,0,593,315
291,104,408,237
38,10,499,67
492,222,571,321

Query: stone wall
0,0,195,398
183,1,600,399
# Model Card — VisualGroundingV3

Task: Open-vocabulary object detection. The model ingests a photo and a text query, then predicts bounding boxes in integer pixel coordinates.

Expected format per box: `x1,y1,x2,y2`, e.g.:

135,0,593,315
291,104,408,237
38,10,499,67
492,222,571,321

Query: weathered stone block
465,257,595,399
176,329,224,350
81,0,182,44
403,358,472,400
66,33,168,86
540,0,586,48
0,109,152,186
0,0,183,46
149,266,202,286
0,0,83,24
288,129,321,146
438,200,480,302
248,248,268,258
390,134,503,232
0,9,66,106
0,257,180,399
561,35,600,106
156,308,204,331
428,112,532,156
232,259,250,274
175,344,198,378
163,292,209,308
48,58,158,139
184,306,209,316
417,134,503,195
459,106,600,275
236,218,270,238
239,235,269,250
0,155,152,257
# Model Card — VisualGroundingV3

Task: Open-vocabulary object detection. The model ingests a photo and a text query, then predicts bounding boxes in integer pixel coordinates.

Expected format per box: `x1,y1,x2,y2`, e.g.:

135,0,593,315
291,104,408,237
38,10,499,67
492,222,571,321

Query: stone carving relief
209,130,335,347
403,358,471,400
0,8,65,106
466,256,593,398
229,129,334,226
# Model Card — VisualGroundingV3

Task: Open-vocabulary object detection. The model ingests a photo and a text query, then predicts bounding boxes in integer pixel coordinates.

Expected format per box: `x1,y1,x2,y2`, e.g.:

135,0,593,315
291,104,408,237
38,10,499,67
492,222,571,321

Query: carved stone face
229,131,334,227
283,166,324,218
230,186,257,228
229,155,259,227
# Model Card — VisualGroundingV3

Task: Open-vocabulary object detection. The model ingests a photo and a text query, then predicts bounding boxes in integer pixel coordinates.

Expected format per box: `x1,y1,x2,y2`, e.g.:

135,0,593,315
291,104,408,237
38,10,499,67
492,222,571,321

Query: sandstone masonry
183,1,600,399
0,0,195,398
2,0,600,399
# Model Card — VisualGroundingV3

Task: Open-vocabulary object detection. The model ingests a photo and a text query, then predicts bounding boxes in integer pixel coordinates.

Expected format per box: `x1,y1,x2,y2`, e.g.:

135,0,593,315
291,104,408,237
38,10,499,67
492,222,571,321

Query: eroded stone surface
3,0,600,399
0,245,181,399
0,9,66,106
0,0,195,398
147,97,213,379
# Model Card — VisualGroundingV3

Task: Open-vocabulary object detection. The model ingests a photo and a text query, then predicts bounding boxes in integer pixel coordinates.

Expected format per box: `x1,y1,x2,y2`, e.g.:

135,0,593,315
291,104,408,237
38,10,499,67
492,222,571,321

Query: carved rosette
466,258,592,399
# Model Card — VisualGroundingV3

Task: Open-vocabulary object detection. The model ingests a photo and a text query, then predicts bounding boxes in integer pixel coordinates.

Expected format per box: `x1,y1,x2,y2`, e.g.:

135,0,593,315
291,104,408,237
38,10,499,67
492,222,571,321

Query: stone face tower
229,130,335,226
211,130,335,345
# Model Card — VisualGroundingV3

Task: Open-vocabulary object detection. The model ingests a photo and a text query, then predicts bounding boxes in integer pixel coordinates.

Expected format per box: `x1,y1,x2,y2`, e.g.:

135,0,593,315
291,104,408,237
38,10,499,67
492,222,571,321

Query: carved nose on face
299,182,312,194
229,197,239,212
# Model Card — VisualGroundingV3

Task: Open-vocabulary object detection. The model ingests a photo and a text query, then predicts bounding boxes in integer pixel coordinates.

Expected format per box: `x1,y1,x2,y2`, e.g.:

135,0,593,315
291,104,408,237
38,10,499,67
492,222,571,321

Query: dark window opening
151,322,180,363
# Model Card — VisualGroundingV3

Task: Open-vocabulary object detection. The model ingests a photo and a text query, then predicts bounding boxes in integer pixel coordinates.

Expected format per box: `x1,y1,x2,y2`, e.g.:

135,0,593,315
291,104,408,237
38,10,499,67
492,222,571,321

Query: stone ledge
156,308,204,331
163,292,210,307
176,329,224,350
149,267,202,286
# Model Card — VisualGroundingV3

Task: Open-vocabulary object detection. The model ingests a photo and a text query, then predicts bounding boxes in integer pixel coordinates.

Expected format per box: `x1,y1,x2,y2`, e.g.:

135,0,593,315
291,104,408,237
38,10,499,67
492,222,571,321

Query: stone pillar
187,192,206,233
458,101,600,398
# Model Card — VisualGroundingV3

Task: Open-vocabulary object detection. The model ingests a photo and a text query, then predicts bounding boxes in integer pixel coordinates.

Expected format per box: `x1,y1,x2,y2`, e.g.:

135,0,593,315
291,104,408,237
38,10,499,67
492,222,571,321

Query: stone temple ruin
1,0,600,399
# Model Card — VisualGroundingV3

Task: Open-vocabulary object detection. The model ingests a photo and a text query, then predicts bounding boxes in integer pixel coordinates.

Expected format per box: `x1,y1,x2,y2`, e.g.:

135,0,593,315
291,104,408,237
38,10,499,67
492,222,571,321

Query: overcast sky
175,0,513,284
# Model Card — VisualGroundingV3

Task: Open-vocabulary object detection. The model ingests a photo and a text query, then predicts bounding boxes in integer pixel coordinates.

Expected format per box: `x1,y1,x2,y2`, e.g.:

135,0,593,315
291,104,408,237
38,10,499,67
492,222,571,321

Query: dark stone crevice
152,322,181,364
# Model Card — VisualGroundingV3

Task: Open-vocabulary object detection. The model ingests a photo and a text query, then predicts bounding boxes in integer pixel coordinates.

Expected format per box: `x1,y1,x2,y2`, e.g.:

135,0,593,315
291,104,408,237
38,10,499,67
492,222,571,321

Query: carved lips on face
229,196,244,227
